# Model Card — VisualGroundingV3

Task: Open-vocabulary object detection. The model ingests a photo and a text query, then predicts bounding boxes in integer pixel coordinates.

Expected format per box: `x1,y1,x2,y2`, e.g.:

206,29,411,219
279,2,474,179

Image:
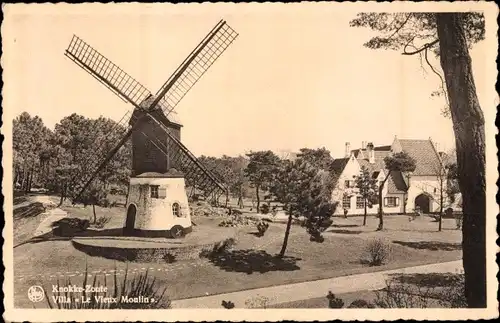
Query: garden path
170,260,462,308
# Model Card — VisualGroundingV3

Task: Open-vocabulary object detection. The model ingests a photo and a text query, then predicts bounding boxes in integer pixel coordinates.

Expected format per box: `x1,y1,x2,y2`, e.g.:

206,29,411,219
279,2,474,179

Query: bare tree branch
402,39,439,55
386,13,413,40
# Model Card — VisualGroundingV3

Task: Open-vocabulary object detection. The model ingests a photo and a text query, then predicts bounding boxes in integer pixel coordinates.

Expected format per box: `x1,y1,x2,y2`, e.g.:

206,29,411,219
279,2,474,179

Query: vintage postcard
2,1,498,321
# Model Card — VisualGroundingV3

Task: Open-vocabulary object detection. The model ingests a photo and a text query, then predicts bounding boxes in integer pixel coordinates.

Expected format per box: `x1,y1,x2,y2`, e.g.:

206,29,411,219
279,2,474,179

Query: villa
330,136,459,216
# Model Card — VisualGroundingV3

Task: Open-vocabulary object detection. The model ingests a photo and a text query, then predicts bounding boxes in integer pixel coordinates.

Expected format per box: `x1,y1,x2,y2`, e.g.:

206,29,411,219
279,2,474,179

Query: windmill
64,20,238,238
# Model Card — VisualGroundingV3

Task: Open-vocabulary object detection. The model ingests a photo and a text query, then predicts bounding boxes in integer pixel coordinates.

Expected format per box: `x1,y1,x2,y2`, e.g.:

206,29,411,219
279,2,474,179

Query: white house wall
407,176,444,213
332,156,360,215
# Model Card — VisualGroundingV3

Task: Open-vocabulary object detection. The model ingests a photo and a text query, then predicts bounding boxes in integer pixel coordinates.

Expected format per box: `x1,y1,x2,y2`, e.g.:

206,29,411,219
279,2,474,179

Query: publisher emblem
28,285,45,303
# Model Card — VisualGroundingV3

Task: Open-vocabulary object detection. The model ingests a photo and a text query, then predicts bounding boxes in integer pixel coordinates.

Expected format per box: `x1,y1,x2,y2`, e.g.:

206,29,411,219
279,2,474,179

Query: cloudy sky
3,2,496,158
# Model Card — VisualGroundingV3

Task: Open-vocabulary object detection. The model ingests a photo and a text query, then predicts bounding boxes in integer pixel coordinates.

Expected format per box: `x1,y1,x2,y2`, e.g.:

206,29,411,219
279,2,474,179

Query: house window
345,180,355,188
356,196,365,209
150,185,159,199
342,195,351,209
384,197,399,207
172,202,181,217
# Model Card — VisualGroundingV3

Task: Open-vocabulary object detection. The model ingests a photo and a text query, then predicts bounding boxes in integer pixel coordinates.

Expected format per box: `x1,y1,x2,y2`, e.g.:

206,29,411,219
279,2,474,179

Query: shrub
436,273,467,308
309,230,325,243
374,279,436,308
221,300,235,309
245,295,270,309
52,218,90,236
348,299,375,308
92,216,111,229
363,238,392,266
256,221,269,237
326,291,344,308
44,264,170,309
260,203,270,214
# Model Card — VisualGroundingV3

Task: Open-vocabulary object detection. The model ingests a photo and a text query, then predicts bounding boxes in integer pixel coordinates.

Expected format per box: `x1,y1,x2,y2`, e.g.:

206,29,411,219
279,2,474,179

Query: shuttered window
158,187,167,199
384,197,400,207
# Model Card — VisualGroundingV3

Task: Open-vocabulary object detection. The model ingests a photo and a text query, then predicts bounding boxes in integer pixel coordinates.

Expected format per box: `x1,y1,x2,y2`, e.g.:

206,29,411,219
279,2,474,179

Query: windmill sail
138,113,227,198
149,20,238,116
65,35,151,108
70,111,135,201
64,21,237,203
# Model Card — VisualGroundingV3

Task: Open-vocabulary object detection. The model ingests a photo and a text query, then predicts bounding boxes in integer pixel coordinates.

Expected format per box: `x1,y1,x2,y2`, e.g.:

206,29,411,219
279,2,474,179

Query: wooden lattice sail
64,20,238,202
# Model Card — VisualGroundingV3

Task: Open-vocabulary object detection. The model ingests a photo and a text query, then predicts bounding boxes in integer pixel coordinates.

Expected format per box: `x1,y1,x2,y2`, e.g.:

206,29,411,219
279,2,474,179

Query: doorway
124,204,137,235
414,194,431,214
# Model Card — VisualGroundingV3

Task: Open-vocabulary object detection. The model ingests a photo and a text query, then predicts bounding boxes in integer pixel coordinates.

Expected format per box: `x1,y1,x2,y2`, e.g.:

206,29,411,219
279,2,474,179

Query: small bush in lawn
44,263,170,309
256,221,269,237
348,299,375,308
363,238,392,266
221,300,235,309
91,216,111,229
260,203,270,214
326,291,344,308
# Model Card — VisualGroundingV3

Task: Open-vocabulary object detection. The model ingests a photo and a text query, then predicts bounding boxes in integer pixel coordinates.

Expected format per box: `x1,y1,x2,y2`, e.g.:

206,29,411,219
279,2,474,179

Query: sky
3,3,497,159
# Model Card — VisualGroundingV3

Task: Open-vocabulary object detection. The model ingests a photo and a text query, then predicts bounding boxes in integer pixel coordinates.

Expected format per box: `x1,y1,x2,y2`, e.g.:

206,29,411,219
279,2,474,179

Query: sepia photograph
2,2,498,321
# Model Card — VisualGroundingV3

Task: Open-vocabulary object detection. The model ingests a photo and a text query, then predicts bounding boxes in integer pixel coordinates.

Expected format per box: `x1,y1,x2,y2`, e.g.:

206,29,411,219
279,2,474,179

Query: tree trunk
377,173,390,231
363,199,367,226
439,177,444,232
125,184,130,207
28,168,34,192
279,213,294,258
436,13,486,308
58,182,65,207
237,194,244,209
255,185,260,213
92,204,97,224
225,191,229,208
403,192,407,214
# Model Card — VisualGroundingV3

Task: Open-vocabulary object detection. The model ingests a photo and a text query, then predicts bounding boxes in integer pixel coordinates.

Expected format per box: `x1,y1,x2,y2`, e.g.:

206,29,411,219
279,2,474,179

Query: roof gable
330,157,354,187
395,139,442,175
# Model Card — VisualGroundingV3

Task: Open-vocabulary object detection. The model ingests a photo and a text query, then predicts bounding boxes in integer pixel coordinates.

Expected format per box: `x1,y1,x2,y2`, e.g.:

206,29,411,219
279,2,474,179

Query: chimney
345,142,351,158
366,142,375,164
361,141,366,150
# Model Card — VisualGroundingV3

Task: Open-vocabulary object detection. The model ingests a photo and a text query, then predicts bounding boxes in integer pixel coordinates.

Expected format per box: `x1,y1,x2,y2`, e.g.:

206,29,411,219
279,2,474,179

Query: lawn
13,200,462,308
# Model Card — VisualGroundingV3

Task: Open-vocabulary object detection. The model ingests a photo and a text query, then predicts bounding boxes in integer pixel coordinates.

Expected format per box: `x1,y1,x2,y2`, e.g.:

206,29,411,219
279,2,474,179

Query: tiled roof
387,171,408,194
330,158,350,186
398,139,442,176
357,150,391,172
